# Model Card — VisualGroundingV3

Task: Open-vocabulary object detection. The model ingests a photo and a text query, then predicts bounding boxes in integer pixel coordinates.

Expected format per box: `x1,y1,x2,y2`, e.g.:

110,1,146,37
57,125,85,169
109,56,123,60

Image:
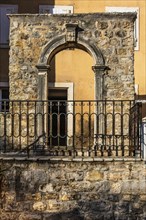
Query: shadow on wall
24,200,143,220
49,57,56,83
42,209,84,220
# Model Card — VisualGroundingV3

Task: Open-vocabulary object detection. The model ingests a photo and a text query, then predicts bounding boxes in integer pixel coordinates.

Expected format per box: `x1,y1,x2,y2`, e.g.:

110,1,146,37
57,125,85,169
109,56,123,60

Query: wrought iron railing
0,100,142,158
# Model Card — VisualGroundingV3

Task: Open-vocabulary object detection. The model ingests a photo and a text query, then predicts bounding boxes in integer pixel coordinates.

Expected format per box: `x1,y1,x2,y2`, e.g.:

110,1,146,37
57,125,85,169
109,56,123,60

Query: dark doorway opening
48,88,67,146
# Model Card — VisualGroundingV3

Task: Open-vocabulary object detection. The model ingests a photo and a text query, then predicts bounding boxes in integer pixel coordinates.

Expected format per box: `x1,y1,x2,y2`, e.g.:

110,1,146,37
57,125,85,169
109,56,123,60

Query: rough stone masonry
1,160,146,220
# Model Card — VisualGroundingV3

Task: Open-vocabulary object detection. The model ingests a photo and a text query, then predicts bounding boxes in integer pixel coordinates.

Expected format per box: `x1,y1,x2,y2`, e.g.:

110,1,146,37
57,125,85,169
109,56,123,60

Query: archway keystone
65,23,78,42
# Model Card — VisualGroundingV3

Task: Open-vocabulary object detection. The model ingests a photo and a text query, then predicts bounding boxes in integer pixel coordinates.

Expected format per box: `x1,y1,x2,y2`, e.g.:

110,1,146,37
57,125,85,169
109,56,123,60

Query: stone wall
0,160,146,219
9,13,136,101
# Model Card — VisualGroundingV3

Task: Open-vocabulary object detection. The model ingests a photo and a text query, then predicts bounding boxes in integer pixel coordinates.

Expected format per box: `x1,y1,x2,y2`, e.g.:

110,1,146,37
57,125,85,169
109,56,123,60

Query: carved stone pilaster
92,65,109,135
36,64,50,100
36,64,50,143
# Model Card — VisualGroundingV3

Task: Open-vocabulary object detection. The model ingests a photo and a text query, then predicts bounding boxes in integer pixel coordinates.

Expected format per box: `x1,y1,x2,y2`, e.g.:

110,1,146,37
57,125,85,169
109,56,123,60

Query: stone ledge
7,13,136,20
0,156,143,162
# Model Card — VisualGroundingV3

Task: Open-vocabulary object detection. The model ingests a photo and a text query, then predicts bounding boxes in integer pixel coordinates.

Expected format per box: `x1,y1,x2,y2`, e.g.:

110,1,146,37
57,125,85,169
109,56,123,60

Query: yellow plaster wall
50,49,94,100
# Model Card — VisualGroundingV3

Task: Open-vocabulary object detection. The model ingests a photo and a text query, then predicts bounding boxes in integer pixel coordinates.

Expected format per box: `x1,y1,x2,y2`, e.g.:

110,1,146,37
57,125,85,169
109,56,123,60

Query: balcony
0,100,142,159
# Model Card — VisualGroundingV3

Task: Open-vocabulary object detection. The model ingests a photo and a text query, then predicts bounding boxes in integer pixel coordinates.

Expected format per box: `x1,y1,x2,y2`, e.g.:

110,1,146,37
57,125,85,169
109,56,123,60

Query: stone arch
38,34,105,66
36,24,109,101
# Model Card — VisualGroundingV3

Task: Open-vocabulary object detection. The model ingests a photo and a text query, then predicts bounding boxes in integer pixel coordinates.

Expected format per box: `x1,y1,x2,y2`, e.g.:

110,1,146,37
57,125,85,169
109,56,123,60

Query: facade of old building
0,1,146,219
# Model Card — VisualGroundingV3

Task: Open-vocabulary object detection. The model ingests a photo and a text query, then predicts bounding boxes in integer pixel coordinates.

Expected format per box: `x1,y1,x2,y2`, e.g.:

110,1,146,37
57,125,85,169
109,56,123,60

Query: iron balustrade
0,100,142,158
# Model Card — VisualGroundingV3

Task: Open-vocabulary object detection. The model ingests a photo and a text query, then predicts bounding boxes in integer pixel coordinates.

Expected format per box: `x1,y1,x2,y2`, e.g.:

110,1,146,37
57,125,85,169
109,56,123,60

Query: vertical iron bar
19,101,22,150
50,101,52,149
95,100,99,156
88,101,91,156
137,102,142,157
73,101,75,155
65,101,67,150
42,101,45,141
11,101,14,150
3,101,7,152
57,101,60,149
121,101,124,156
104,99,107,154
133,104,136,155
129,100,132,155
34,101,37,151
26,101,29,155
112,101,115,151
81,101,83,156
116,135,118,156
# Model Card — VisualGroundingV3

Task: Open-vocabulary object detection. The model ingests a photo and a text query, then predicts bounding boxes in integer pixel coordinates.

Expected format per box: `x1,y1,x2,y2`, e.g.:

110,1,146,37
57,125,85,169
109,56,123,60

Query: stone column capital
36,64,50,75
92,65,109,101
92,65,110,73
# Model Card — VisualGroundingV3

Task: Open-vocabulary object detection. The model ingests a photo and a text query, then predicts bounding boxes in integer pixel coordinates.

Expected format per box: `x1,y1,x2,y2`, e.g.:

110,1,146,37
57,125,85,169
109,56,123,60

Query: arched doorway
36,24,108,101
36,24,109,147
